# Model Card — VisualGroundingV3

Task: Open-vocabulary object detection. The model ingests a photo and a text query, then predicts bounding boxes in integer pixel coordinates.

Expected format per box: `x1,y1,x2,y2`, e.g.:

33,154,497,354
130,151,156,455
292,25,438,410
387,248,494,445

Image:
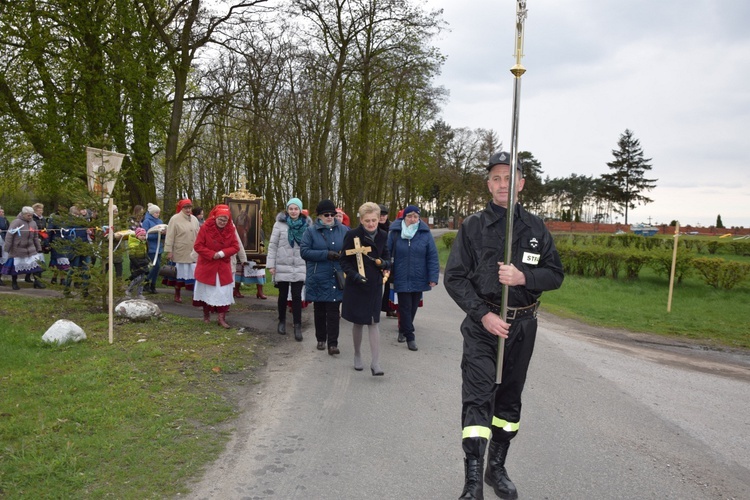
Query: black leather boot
459,457,484,499
293,324,303,342
11,276,20,290
277,321,286,335
484,441,517,499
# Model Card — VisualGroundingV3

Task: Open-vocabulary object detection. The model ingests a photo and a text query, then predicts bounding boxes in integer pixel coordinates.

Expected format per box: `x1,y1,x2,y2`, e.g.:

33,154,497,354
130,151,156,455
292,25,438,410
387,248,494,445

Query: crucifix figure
345,236,371,276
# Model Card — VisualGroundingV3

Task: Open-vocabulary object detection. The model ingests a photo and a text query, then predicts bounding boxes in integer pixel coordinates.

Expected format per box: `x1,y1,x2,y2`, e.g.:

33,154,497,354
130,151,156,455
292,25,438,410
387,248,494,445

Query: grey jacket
4,214,42,258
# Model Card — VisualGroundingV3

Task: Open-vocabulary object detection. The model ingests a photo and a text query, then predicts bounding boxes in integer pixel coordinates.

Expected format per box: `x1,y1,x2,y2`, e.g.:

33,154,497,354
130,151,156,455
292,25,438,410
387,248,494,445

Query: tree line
0,0,655,230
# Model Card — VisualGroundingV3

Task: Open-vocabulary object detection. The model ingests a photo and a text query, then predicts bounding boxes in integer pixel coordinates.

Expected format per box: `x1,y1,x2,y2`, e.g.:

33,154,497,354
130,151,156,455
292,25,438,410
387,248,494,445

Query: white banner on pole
86,147,125,200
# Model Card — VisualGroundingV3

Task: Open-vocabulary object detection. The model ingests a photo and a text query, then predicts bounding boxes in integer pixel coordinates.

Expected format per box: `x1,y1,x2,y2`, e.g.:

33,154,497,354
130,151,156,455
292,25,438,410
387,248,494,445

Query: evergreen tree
517,151,545,215
716,214,724,228
600,129,657,224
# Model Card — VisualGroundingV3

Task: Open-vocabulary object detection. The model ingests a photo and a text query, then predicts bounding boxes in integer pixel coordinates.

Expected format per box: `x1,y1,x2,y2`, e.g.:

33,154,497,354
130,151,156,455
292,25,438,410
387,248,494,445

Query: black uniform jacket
445,202,564,324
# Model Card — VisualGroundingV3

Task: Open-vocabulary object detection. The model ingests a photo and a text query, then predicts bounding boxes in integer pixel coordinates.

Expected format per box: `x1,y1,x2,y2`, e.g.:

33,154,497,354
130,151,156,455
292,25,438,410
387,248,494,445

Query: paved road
185,279,750,500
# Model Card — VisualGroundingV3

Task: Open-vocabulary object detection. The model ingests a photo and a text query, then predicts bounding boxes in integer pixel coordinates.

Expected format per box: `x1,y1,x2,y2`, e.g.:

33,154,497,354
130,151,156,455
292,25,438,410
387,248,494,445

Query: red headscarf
208,204,232,220
208,204,235,231
175,198,192,214
200,204,236,240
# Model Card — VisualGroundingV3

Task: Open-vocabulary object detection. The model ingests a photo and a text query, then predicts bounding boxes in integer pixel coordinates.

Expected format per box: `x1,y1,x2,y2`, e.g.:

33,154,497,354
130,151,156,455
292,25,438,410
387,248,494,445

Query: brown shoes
327,345,340,355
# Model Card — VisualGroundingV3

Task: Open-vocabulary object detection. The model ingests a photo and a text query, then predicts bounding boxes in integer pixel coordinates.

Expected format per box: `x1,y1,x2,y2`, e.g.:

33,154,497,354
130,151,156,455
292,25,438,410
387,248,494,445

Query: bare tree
137,0,268,210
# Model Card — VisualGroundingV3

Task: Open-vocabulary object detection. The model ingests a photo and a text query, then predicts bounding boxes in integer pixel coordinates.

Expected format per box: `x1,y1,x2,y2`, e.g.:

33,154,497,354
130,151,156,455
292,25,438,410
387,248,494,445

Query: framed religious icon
225,177,265,266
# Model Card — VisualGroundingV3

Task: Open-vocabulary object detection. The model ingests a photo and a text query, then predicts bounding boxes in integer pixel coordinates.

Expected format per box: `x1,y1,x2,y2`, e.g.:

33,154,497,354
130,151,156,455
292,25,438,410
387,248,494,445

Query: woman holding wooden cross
340,202,392,376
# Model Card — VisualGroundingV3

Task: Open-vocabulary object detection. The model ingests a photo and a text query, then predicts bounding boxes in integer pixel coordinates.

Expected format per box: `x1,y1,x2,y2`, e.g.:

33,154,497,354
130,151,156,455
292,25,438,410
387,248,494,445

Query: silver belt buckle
506,307,517,321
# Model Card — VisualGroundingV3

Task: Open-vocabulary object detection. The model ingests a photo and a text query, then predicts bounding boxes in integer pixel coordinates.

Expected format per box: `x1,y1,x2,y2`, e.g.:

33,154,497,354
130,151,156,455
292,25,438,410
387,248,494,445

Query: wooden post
667,222,680,312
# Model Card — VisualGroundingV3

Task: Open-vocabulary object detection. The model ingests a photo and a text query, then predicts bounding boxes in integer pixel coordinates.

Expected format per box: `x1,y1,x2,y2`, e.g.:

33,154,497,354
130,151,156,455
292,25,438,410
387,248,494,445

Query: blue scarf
287,216,306,247
401,221,419,240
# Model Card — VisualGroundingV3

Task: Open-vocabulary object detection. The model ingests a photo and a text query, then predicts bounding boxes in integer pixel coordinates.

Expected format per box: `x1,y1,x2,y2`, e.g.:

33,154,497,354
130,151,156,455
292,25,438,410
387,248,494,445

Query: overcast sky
426,0,750,228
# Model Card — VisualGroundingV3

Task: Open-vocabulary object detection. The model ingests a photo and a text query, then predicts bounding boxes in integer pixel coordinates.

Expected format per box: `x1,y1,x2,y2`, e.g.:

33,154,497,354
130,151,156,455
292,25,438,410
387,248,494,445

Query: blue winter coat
141,212,164,255
388,219,440,293
300,218,348,302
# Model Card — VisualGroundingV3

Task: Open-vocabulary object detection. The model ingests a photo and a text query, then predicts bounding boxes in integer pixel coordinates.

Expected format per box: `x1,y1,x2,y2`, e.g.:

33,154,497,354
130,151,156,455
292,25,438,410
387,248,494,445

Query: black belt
484,301,539,322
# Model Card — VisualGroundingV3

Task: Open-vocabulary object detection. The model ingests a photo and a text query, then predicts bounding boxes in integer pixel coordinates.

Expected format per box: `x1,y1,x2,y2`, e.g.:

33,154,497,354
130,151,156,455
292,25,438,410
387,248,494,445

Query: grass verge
0,294,268,498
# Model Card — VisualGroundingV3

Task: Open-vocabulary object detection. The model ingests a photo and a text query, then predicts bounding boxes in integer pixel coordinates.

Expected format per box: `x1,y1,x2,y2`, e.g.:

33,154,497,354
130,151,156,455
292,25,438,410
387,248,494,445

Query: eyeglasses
321,213,336,217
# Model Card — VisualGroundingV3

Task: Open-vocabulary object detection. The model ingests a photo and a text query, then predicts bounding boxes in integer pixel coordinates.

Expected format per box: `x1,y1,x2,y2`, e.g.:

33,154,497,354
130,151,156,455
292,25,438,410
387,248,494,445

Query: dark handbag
334,269,346,289
158,263,177,279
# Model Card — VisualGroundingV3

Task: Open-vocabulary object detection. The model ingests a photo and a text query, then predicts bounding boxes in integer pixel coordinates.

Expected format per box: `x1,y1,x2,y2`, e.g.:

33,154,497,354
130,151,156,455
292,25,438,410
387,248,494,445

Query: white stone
115,299,162,322
42,320,87,345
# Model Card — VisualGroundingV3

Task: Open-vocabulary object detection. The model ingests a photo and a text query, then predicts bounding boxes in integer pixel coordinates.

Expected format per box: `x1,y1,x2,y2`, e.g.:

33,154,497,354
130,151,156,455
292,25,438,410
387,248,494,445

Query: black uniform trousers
460,314,537,459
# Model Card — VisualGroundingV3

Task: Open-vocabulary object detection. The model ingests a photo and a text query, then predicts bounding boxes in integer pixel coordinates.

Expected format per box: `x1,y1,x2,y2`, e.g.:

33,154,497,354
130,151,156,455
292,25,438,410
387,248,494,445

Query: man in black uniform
445,151,564,499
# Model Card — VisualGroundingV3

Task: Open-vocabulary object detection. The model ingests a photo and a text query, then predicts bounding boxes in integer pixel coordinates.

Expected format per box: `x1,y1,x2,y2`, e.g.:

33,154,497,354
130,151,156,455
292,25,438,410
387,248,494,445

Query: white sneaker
137,294,146,300
125,291,132,298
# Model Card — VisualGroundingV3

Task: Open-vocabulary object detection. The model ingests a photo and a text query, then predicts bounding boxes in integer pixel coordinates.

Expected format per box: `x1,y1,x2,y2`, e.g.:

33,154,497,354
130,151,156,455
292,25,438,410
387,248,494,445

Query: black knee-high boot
484,440,517,499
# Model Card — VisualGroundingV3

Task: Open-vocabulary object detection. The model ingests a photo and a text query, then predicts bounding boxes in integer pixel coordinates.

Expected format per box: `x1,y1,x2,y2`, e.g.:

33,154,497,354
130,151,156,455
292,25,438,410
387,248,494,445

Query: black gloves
353,273,367,284
327,251,341,261
374,258,387,269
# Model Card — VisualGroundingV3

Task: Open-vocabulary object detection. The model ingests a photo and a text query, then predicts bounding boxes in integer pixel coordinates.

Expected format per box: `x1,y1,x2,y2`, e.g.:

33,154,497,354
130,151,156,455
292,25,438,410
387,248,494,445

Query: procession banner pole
108,198,114,344
667,222,680,312
497,0,528,384
86,145,125,344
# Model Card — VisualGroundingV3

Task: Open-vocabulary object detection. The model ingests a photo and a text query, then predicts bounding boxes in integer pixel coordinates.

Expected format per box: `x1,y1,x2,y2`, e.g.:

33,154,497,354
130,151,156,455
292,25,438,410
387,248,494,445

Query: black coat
341,225,390,325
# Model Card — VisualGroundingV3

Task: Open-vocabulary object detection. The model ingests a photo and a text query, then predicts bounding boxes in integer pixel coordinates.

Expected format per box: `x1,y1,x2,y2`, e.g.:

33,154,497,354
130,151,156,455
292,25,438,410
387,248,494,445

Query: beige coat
164,212,200,263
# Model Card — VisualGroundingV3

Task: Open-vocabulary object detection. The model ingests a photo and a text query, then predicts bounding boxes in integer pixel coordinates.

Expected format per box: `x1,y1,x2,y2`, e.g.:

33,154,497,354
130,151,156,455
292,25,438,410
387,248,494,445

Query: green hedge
556,242,750,289
441,232,456,249
692,258,750,289
557,245,655,280
648,248,694,284
554,233,750,255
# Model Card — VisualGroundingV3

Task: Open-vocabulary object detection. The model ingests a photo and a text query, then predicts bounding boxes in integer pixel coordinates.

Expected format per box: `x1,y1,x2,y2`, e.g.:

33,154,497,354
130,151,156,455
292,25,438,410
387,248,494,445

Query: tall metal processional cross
345,237,371,275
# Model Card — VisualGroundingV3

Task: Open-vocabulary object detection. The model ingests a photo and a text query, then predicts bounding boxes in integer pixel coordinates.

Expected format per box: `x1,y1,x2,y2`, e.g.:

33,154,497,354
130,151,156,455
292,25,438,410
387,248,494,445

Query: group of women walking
0,206,46,290
1,204,95,294
266,197,439,377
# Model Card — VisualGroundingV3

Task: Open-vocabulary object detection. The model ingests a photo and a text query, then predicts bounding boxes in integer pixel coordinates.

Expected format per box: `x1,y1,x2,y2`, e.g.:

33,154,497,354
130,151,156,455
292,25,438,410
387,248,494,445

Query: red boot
203,305,211,324
233,283,244,298
174,286,182,303
217,312,230,329
256,284,267,300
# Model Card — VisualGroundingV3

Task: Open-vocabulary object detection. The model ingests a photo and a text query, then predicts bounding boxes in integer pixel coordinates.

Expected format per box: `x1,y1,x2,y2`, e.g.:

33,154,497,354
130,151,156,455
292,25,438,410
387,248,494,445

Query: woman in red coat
192,205,240,328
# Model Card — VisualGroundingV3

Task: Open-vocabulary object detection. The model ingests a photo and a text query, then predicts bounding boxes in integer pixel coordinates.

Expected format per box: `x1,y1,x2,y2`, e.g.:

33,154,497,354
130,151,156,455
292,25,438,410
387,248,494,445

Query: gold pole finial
510,1,527,77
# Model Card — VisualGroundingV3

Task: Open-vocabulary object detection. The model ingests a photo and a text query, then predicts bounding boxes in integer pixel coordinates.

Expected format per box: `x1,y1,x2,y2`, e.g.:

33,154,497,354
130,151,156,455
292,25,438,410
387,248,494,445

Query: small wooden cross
345,236,371,276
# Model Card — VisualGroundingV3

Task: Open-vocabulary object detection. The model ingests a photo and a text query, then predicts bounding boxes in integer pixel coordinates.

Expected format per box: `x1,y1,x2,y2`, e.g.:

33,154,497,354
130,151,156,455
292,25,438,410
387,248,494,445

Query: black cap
316,199,336,215
487,151,522,175
378,204,389,215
